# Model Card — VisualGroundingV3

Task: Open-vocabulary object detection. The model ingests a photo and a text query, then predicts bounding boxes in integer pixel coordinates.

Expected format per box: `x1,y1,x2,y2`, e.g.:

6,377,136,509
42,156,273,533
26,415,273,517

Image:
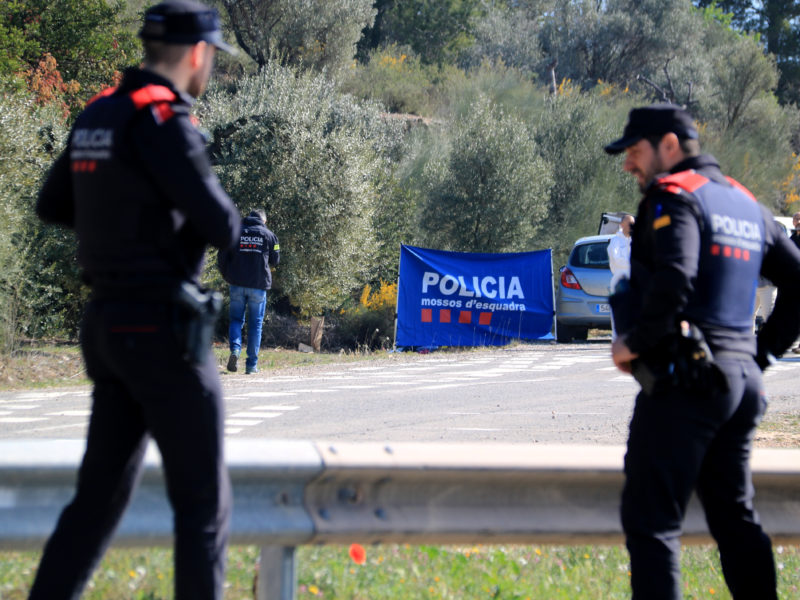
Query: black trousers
29,300,232,600
621,354,777,600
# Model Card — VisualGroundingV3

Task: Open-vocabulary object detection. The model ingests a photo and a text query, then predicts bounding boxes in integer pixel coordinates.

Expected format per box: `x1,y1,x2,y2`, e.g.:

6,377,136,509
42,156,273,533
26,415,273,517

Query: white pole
393,244,403,351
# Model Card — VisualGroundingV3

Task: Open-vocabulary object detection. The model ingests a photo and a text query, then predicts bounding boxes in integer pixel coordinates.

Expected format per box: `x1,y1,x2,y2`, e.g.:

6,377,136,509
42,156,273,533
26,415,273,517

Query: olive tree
219,0,375,75
417,94,553,253
459,4,544,75
200,62,404,316
531,88,641,266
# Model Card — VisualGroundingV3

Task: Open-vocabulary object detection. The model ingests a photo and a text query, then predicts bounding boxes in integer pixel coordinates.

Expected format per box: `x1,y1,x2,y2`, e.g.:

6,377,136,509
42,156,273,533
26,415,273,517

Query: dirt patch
755,412,800,448
0,344,88,390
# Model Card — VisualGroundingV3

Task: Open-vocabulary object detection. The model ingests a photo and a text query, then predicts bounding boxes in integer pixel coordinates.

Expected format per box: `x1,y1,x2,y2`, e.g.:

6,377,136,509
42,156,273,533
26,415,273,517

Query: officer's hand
612,336,638,374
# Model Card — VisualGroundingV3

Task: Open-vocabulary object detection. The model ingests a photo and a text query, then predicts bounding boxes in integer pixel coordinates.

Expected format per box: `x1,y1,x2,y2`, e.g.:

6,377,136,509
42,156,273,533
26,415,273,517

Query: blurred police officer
606,104,800,600
30,2,240,598
218,208,280,374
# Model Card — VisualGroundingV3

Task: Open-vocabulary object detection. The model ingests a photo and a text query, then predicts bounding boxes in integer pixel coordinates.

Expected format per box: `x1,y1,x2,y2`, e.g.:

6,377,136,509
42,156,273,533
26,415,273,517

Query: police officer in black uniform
30,2,240,599
218,209,280,374
605,104,800,600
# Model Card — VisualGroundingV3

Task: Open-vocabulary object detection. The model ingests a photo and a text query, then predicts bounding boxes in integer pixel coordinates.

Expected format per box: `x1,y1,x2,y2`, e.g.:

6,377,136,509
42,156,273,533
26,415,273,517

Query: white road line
0,417,48,423
46,410,91,417
225,428,243,435
457,372,505,378
13,422,86,434
11,392,64,399
225,419,262,426
241,391,297,398
398,377,557,393
450,427,503,432
251,405,300,411
331,385,377,390
501,378,557,384
231,412,282,419
292,389,337,393
0,404,40,410
416,384,465,390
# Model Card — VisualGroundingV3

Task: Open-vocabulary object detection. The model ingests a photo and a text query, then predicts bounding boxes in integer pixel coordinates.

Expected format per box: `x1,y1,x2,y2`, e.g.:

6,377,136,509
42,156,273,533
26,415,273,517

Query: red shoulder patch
129,85,177,110
86,86,117,107
151,102,176,124
657,170,709,194
725,176,757,202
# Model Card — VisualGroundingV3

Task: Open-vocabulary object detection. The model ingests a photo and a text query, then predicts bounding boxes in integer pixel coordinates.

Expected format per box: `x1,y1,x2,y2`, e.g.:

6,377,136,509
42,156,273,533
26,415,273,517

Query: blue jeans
228,285,267,370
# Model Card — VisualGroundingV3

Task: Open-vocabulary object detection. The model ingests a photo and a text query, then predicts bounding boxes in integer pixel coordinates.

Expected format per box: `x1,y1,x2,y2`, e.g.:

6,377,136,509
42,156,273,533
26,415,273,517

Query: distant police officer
605,104,800,600
218,209,280,374
30,2,240,599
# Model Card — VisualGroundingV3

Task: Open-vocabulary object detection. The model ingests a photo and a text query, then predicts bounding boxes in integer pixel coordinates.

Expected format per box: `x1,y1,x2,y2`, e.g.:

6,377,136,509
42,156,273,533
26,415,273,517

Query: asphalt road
2,339,800,443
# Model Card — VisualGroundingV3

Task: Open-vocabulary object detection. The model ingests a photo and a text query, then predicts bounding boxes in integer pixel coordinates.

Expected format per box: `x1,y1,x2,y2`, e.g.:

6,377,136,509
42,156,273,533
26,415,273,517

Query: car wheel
556,322,575,343
572,327,589,341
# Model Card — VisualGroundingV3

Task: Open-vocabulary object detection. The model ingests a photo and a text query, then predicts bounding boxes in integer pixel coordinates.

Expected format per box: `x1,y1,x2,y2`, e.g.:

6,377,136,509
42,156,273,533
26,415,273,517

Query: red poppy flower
349,543,367,565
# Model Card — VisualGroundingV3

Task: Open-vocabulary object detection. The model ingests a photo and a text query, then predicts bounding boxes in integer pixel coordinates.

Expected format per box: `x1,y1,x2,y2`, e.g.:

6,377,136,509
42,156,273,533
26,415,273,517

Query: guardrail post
256,545,297,600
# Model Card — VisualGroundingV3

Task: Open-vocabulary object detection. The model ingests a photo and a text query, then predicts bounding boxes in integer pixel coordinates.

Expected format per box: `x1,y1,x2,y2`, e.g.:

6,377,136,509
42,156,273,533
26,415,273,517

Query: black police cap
604,104,698,155
139,0,237,55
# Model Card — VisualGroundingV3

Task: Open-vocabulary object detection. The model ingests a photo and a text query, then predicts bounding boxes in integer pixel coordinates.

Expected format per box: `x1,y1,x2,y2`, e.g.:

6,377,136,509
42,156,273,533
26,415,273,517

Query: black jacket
36,68,240,286
791,230,800,251
218,213,280,290
623,154,800,361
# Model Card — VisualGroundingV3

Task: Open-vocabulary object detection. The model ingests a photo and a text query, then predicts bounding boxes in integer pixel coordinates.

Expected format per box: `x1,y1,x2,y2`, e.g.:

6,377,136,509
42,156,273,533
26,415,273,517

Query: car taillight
560,267,582,290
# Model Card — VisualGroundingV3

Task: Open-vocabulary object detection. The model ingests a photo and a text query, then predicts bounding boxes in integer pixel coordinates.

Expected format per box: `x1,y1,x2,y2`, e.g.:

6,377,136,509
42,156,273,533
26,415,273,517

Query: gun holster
631,321,728,396
173,281,223,365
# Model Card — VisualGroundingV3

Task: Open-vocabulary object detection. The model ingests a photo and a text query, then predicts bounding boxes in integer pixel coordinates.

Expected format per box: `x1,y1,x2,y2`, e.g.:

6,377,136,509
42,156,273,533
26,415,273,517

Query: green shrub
0,87,73,351
341,45,446,116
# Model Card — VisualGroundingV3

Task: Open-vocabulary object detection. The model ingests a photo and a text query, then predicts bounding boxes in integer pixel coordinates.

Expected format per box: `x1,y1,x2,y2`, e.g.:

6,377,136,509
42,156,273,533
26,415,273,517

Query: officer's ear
658,132,684,167
189,41,210,70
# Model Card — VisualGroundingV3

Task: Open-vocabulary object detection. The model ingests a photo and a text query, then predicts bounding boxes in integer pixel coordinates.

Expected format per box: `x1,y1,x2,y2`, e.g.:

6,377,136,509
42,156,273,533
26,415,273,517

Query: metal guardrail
2,440,800,599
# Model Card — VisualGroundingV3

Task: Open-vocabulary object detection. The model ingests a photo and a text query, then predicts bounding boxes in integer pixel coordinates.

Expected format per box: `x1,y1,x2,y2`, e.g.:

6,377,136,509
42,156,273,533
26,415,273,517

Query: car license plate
595,303,610,314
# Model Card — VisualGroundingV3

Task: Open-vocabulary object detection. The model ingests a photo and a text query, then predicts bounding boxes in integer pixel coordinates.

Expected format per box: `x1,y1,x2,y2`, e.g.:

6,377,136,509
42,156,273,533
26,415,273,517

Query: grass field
3,543,799,599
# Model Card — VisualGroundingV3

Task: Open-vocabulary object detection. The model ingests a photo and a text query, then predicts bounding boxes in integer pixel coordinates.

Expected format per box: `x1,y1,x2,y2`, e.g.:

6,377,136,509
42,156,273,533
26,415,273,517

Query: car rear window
570,241,610,268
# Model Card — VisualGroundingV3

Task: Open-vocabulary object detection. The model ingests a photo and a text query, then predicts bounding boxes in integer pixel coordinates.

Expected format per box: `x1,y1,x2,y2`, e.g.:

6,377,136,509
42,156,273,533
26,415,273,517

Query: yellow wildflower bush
781,153,800,208
334,281,398,350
